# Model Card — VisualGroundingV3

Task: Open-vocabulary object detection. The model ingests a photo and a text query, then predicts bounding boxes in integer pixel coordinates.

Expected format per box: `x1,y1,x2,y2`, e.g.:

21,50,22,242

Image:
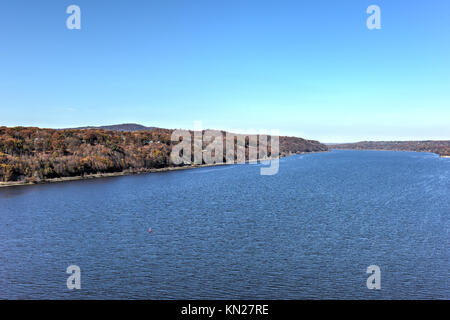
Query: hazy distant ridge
332,140,450,157
71,123,157,132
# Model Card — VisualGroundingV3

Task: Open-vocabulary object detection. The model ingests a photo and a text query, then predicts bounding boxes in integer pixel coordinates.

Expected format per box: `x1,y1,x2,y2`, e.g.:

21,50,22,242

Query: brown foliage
0,126,328,182
0,127,173,182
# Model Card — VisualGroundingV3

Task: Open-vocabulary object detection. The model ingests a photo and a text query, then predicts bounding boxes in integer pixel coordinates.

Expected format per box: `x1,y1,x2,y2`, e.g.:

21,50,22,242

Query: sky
0,0,449,142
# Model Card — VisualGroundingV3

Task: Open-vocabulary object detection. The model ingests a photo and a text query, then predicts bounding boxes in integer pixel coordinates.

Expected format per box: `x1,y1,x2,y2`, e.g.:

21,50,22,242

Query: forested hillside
0,126,327,183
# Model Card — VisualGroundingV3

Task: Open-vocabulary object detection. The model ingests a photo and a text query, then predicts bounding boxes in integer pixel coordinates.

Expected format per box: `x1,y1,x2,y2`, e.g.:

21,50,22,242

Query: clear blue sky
0,0,449,142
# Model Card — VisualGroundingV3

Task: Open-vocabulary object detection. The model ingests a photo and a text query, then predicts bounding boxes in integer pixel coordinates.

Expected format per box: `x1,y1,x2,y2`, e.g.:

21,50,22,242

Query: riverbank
0,163,230,188
0,126,329,186
0,151,330,188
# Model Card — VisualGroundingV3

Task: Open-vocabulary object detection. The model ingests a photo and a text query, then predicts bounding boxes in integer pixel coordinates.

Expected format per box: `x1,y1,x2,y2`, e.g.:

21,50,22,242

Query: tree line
0,126,327,182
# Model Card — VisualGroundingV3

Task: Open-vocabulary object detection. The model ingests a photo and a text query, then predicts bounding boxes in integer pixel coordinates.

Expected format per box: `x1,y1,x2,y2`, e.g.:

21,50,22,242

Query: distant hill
72,123,157,132
332,140,450,157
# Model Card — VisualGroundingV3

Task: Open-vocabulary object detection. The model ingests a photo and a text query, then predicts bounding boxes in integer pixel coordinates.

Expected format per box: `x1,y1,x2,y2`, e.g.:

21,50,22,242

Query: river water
0,150,448,299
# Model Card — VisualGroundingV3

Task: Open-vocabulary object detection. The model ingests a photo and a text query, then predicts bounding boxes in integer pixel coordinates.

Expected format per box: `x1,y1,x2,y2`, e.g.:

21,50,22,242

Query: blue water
0,150,449,299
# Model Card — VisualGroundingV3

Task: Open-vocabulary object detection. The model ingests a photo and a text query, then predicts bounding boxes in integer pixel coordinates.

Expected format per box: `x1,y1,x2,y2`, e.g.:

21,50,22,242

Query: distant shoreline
331,148,448,156
331,140,450,157
332,148,450,159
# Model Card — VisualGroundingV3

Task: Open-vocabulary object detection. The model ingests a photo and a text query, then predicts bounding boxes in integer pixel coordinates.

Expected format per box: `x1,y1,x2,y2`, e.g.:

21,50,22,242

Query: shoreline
1,149,445,188
0,151,329,189
0,163,231,188
331,148,450,158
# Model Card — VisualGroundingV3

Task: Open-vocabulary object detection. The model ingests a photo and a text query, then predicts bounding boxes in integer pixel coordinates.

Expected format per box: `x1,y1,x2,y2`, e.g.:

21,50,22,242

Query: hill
71,123,157,132
0,126,328,183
